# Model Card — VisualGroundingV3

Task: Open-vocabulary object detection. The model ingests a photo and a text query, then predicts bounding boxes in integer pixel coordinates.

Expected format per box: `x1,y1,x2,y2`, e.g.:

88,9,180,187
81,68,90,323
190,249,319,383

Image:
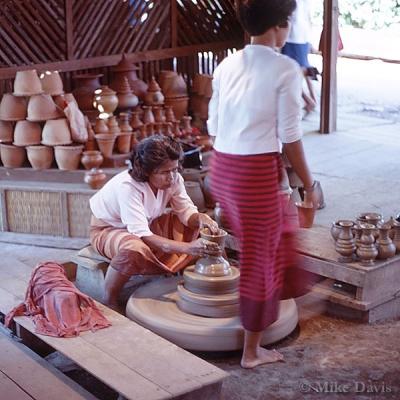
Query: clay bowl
54,145,84,170
0,143,27,168
0,94,27,121
27,94,63,121
13,69,43,96
40,70,64,95
26,145,54,170
13,120,42,146
295,201,315,228
0,121,14,143
42,118,72,146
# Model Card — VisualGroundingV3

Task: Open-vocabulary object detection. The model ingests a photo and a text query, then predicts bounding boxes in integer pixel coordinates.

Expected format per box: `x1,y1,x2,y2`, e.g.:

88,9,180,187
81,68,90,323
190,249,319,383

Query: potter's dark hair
129,134,184,182
236,0,296,36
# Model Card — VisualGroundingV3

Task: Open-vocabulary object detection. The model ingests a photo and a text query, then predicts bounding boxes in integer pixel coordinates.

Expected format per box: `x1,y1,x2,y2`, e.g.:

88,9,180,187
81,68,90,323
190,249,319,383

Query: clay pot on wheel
84,168,107,190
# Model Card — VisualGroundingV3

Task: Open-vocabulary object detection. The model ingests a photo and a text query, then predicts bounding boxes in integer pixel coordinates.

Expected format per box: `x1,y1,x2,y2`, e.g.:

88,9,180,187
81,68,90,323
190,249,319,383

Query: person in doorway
207,0,318,368
89,135,219,310
281,0,317,115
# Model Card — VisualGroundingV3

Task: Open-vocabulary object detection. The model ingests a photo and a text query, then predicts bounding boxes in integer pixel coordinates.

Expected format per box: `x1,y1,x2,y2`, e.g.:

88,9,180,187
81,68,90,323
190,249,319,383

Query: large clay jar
0,143,27,168
13,120,42,146
0,94,27,121
84,168,107,190
26,145,54,170
42,118,72,146
95,134,116,158
54,145,84,170
93,86,119,116
72,73,102,111
81,150,104,170
0,121,14,143
27,94,62,121
40,70,64,96
13,69,43,96
163,74,188,98
376,223,396,260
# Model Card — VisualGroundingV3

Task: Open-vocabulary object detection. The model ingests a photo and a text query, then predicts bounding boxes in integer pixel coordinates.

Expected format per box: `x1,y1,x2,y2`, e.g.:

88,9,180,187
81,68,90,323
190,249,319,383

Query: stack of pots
159,70,189,120
0,69,84,170
191,73,213,122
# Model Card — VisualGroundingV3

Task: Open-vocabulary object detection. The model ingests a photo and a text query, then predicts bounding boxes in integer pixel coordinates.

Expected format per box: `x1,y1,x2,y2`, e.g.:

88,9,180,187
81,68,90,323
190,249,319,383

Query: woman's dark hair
129,134,184,182
236,0,296,36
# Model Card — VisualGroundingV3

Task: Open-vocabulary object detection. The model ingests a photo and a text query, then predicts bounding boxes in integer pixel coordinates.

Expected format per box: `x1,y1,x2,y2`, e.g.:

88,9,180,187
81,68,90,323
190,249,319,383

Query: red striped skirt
90,213,198,276
210,151,304,332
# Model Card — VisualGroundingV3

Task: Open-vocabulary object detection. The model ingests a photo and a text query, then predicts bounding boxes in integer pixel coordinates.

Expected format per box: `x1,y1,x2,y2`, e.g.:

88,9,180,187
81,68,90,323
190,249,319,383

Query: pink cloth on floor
5,262,111,337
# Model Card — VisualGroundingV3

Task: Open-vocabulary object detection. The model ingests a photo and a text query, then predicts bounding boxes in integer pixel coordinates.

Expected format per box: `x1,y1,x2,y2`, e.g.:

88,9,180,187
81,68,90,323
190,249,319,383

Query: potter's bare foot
241,348,284,369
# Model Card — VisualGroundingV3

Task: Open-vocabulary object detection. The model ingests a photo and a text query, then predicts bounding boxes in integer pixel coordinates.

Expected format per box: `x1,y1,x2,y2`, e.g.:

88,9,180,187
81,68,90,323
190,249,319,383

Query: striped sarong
210,151,304,332
90,213,198,276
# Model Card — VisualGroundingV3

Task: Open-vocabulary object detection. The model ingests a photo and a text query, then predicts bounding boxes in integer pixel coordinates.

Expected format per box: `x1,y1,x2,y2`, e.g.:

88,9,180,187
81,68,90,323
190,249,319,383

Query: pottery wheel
126,276,299,351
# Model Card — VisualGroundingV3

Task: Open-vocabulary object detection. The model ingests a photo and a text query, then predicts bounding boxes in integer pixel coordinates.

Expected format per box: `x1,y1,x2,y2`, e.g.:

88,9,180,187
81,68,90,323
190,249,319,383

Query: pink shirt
89,170,198,237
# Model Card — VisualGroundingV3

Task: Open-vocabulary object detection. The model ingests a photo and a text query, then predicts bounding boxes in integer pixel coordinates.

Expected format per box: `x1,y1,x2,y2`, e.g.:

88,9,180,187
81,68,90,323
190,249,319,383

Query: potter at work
89,135,219,309
207,0,319,368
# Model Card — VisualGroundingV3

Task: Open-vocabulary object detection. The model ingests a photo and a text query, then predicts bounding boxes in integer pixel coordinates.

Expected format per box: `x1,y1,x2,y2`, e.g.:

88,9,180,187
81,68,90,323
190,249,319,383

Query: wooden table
297,226,400,322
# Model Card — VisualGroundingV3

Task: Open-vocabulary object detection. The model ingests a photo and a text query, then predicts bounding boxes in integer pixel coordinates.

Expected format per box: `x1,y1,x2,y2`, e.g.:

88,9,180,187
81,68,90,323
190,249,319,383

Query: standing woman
207,0,317,368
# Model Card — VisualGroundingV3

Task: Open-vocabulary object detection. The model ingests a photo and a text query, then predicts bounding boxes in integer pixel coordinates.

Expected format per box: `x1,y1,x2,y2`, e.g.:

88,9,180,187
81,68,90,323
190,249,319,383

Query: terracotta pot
336,220,356,263
162,74,188,98
42,118,72,146
165,106,176,122
181,115,193,136
13,120,42,146
26,145,54,170
93,85,119,116
377,223,396,260
13,69,43,96
164,96,189,120
119,112,132,132
107,116,120,134
94,118,109,134
54,145,84,170
0,121,14,143
192,74,212,96
153,106,165,123
184,181,206,212
40,70,64,96
84,168,107,190
72,73,102,111
116,132,132,154
202,174,216,208
115,77,139,110
295,201,315,228
0,94,27,121
158,70,178,89
131,111,144,131
142,106,155,124
0,143,27,168
95,134,116,158
27,94,63,121
144,90,165,106
81,150,104,170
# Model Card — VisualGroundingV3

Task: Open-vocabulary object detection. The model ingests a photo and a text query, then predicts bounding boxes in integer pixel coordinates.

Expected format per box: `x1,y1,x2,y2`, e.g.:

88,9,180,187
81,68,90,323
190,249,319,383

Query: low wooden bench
0,256,228,400
0,331,96,400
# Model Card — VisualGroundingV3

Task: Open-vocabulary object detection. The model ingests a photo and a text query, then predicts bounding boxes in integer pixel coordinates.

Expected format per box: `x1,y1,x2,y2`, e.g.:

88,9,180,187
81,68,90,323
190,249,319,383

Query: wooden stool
70,245,110,302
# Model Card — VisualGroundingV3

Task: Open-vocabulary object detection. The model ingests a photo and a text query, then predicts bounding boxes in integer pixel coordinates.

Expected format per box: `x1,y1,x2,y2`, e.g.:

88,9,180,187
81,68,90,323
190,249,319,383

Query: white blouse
207,45,303,155
89,170,198,237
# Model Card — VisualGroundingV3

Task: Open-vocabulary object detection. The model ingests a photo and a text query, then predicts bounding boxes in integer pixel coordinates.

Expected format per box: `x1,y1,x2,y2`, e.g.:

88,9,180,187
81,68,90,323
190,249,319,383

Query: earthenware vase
165,106,176,122
94,118,109,134
27,145,54,170
115,77,139,110
144,77,164,106
376,223,396,260
142,106,155,124
107,116,120,134
357,223,378,265
335,220,356,263
72,73,102,111
119,112,132,133
131,111,144,131
27,94,62,121
353,224,363,249
172,120,182,138
93,85,118,116
138,125,147,140
81,150,104,170
84,168,107,190
181,116,193,137
153,106,165,123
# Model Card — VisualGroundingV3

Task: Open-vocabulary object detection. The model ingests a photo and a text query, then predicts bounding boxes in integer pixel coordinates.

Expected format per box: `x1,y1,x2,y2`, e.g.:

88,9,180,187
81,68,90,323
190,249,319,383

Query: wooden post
320,0,339,133
170,0,178,48
65,0,74,60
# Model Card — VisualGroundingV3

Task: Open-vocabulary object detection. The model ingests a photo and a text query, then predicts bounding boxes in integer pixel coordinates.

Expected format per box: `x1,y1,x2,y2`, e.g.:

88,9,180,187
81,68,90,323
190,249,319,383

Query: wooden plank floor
0,250,228,400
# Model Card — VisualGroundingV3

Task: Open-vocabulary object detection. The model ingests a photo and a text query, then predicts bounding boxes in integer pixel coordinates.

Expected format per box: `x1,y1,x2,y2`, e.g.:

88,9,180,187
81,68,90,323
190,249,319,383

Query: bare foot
241,348,284,369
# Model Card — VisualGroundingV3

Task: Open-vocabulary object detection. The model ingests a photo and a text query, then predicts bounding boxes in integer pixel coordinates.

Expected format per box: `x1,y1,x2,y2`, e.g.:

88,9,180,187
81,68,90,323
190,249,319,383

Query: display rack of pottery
191,73,213,131
331,212,400,265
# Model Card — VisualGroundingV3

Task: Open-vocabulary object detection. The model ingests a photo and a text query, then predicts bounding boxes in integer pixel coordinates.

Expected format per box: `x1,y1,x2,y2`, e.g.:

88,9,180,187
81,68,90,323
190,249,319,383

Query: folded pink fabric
5,262,111,337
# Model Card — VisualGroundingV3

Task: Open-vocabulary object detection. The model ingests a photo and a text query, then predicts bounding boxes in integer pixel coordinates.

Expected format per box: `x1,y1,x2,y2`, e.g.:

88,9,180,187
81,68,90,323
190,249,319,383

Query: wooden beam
320,0,339,133
0,40,241,79
65,0,74,59
170,0,178,48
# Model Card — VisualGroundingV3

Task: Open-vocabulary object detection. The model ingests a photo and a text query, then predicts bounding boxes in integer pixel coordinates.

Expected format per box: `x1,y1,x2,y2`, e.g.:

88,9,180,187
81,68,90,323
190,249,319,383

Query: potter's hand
184,238,220,257
304,188,319,209
198,213,219,234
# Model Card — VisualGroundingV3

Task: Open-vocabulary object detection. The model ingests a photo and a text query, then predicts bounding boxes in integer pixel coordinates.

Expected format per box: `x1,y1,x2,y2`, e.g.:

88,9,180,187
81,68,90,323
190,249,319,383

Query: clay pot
0,94,28,121
181,115,193,136
116,132,132,154
158,70,178,89
72,73,102,111
153,106,165,123
202,174,216,208
13,69,43,96
335,220,356,263
0,143,27,168
131,111,144,131
84,168,107,190
357,223,378,265
164,97,189,121
93,86,119,116
26,145,54,170
392,222,400,254
81,150,104,170
184,181,206,212
107,116,120,134
27,94,62,121
142,106,155,124
119,112,132,132
42,118,72,146
94,118,109,134
144,77,164,106
0,121,14,143
165,106,176,122
192,74,213,95
162,74,187,98
295,201,315,228
376,223,396,260
40,70,64,95
95,134,116,158
115,77,139,110
54,145,84,170
330,219,354,241
13,120,42,146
